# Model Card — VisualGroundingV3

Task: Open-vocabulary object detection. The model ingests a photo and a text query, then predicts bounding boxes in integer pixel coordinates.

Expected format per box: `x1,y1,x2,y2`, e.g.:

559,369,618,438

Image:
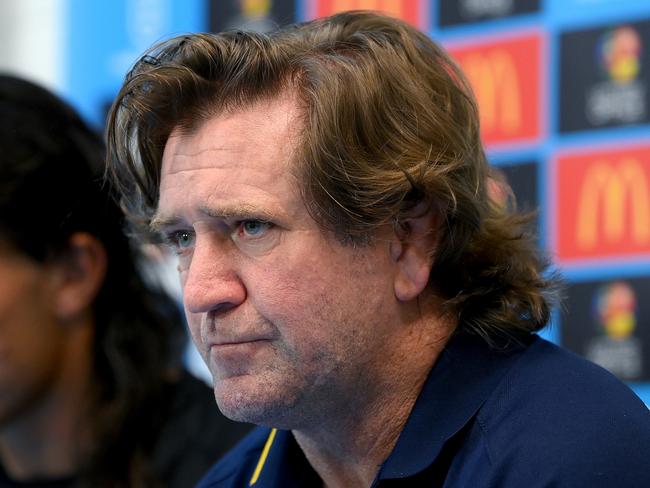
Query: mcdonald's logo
577,160,650,248
555,147,650,262
447,34,542,148
310,0,426,29
462,50,521,135
241,0,271,17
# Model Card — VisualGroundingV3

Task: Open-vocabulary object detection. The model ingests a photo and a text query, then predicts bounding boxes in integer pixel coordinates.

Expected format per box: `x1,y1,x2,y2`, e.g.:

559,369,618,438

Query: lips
208,336,272,348
207,337,273,361
198,315,277,366
206,338,272,379
200,312,276,349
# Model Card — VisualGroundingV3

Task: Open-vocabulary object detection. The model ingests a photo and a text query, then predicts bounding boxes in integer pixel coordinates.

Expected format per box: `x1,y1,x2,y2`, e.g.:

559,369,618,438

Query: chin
213,380,304,429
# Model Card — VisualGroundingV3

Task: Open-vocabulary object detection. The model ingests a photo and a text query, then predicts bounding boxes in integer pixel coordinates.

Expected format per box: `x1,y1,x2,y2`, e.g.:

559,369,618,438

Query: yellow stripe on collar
249,428,278,486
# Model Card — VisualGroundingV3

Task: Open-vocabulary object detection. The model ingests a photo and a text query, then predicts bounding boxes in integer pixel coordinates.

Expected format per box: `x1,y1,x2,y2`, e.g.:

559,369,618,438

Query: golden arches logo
331,0,404,17
242,0,271,17
577,159,650,249
460,50,522,135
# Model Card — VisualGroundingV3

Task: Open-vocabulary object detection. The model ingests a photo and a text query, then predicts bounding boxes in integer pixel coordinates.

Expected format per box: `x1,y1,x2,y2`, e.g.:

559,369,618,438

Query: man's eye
168,230,195,250
239,220,272,237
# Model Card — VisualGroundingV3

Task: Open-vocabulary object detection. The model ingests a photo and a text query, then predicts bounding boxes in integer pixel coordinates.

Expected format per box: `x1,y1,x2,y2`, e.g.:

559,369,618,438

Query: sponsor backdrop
60,0,650,402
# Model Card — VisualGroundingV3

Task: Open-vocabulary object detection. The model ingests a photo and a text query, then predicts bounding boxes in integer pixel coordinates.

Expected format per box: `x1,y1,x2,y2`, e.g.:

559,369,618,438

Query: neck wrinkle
293,310,455,488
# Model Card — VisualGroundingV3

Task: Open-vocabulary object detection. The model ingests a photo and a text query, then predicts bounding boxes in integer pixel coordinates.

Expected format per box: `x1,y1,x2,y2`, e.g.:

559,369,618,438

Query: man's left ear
51,232,107,321
389,201,439,302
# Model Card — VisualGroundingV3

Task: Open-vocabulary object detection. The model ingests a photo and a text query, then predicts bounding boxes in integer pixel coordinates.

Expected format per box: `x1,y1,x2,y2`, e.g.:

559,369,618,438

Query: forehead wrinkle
163,95,303,175
158,94,306,229
163,137,297,178
162,145,243,176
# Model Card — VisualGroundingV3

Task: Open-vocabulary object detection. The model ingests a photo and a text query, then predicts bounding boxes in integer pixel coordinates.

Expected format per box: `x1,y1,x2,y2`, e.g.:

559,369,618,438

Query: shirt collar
378,331,532,480
249,428,319,488
250,331,533,486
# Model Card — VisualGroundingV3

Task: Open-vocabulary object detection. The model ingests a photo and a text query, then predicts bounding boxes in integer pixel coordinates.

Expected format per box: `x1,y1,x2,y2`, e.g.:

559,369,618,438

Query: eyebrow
150,204,278,232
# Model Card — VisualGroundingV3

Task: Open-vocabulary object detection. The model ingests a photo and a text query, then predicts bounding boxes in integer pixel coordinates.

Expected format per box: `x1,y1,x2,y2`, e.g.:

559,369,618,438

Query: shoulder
475,337,650,486
502,337,648,417
195,427,274,488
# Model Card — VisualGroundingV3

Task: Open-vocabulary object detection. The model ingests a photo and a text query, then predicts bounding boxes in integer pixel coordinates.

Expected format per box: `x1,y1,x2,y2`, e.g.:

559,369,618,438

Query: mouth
207,338,272,359
206,338,271,378
209,337,270,348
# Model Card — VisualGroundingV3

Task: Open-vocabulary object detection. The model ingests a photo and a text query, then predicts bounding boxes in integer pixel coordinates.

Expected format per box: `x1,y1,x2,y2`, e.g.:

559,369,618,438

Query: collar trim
249,428,277,486
378,332,532,479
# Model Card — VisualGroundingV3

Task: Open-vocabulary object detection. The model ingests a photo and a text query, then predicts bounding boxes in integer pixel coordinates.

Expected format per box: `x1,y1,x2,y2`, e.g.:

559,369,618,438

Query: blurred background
1,0,649,404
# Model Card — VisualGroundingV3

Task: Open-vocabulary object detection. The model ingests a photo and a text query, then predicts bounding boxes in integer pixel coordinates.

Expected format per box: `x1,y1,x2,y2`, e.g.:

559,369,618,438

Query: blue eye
241,220,271,237
171,230,194,249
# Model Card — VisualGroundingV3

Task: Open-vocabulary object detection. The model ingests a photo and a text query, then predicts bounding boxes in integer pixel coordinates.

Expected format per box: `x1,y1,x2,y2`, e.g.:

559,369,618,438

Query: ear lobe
52,233,107,321
392,202,439,302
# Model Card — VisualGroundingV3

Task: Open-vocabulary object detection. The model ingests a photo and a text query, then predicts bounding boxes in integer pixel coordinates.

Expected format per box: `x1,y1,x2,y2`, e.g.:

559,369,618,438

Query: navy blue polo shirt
196,332,650,487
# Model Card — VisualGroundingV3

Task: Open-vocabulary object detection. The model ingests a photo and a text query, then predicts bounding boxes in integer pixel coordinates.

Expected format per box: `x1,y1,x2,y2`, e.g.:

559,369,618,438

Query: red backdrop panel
310,0,426,29
555,145,650,262
447,33,543,149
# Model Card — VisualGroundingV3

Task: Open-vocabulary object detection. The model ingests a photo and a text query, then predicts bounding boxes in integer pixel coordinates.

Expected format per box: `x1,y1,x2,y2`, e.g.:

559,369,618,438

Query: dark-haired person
106,12,650,488
0,74,250,487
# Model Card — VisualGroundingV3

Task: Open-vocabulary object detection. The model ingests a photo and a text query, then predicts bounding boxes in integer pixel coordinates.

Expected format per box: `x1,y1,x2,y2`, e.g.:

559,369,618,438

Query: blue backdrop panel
63,0,207,128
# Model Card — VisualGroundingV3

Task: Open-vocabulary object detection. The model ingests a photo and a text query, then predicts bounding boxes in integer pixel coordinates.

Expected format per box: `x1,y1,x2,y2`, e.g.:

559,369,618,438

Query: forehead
161,94,302,177
157,94,307,225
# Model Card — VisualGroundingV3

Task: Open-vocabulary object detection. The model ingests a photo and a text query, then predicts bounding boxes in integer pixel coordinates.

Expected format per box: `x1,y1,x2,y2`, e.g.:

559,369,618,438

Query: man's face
0,243,67,427
157,95,404,428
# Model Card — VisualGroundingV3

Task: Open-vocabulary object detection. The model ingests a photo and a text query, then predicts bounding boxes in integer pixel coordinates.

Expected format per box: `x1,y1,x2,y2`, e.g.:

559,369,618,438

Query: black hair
0,74,185,487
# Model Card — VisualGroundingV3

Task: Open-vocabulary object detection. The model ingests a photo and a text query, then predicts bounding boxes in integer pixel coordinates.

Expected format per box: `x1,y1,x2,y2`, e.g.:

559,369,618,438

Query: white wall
0,0,66,92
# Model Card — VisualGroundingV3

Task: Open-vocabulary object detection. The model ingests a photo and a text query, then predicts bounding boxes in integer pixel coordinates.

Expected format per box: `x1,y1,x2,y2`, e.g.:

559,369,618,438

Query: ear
51,232,107,321
389,201,439,302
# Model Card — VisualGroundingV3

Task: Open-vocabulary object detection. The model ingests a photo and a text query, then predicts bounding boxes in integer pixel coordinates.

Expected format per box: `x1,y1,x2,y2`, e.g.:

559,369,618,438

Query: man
0,75,250,487
106,12,650,487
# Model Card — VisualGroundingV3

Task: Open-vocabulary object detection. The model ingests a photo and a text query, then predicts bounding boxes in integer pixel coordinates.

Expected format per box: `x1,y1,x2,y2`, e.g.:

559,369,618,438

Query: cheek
247,251,366,343
247,251,328,313
0,292,63,396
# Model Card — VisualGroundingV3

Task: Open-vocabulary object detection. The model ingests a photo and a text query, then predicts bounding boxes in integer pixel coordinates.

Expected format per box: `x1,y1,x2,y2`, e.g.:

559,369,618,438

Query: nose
182,237,246,315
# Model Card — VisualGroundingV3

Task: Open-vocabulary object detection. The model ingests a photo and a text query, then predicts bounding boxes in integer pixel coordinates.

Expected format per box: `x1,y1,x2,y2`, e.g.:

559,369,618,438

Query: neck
0,317,94,481
294,309,454,488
